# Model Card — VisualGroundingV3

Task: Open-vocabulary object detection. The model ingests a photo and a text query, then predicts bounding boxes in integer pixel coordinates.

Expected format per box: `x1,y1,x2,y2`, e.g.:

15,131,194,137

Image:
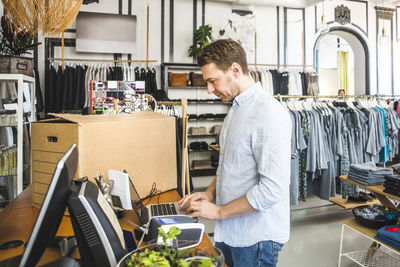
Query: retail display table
0,186,215,265
339,219,400,266
338,175,400,266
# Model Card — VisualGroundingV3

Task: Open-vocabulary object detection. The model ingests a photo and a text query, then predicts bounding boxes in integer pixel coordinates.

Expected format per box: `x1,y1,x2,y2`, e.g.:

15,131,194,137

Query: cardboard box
31,112,177,208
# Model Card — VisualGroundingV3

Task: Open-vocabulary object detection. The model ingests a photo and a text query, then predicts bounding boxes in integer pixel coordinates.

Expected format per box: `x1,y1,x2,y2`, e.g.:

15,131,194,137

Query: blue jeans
215,240,283,267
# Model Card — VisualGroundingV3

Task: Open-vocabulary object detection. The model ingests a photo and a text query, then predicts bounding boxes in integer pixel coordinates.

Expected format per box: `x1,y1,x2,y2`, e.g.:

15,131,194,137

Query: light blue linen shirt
214,82,292,247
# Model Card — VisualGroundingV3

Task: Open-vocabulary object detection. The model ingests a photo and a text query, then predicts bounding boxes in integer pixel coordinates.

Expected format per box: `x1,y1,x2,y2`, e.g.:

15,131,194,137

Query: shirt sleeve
246,104,292,211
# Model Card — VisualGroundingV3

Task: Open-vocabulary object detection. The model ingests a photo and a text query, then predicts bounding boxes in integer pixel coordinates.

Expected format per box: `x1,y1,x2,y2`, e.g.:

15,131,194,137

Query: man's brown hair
197,39,249,74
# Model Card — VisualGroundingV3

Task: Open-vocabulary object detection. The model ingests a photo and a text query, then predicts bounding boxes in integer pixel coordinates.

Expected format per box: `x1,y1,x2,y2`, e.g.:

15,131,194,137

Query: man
338,89,345,99
179,39,292,267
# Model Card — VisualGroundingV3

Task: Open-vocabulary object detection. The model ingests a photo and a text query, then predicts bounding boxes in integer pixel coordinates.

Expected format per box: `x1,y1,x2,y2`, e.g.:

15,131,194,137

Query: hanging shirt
215,82,292,246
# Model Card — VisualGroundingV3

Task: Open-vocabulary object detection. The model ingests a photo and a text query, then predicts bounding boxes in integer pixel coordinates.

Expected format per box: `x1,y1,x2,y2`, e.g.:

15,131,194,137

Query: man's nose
207,84,214,94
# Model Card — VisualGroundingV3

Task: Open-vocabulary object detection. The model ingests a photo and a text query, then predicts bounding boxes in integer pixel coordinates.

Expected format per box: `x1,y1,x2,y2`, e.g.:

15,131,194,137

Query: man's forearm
205,176,217,201
219,195,256,220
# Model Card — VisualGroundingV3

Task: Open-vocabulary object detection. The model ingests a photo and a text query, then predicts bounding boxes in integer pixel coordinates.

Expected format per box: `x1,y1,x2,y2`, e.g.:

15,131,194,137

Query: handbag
189,72,206,87
168,72,188,87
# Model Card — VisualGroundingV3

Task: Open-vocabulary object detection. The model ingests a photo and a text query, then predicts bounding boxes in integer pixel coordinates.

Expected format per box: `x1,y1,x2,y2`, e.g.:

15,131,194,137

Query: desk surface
0,186,215,265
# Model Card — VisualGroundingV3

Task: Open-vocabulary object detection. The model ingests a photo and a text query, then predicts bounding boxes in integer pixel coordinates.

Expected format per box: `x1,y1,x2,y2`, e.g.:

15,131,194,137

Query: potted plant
118,227,224,267
0,15,40,77
188,24,214,59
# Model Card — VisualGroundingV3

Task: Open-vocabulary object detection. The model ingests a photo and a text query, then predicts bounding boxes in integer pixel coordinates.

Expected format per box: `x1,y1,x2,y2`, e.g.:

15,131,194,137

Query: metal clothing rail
48,57,157,63
157,99,190,196
249,63,316,67
272,94,400,99
157,101,182,105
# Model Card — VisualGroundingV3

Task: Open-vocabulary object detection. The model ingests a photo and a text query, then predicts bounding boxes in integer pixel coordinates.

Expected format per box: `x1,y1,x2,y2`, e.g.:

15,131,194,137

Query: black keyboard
150,203,177,216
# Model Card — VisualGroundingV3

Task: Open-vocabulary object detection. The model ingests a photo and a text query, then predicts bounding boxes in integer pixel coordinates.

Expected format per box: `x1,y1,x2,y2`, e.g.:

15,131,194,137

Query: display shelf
0,74,36,196
339,175,400,209
329,197,381,209
209,144,220,151
190,168,217,177
187,100,232,105
167,86,207,89
188,117,225,122
338,219,400,266
188,134,217,138
189,149,218,153
343,248,399,267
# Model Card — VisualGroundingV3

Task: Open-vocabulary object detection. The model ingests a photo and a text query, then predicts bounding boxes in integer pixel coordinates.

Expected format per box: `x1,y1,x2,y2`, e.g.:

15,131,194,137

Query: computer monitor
68,180,126,267
19,144,78,267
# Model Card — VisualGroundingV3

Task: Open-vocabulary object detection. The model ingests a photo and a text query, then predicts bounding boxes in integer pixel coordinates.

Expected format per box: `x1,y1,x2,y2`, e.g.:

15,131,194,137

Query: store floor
198,195,392,267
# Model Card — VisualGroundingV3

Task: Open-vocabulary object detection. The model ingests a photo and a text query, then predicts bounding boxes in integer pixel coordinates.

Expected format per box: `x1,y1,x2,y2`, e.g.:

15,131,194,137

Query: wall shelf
190,168,217,177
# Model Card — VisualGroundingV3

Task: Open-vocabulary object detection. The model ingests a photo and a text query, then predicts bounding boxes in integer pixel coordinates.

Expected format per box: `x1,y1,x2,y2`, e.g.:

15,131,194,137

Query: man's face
339,90,345,97
201,63,240,102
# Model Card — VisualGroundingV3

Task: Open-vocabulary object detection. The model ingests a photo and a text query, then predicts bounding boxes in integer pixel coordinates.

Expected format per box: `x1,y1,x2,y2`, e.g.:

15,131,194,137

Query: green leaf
219,29,225,36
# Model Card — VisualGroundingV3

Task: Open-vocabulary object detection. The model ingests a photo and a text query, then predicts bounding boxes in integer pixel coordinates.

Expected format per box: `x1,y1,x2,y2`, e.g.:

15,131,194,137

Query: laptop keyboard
151,203,177,216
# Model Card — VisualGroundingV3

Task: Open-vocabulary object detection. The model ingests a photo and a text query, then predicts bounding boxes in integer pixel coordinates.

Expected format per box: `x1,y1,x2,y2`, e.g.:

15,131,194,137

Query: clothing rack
47,58,157,63
158,99,190,196
272,94,399,99
248,63,316,71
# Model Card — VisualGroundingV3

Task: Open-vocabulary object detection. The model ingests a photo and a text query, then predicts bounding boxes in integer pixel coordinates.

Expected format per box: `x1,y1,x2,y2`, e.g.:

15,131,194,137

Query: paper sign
108,169,132,210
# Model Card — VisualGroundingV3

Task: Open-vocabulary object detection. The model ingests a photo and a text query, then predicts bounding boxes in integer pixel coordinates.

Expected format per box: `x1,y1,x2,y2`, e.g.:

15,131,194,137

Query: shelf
343,247,400,267
188,117,225,122
189,149,218,153
342,219,400,254
188,134,217,138
339,175,400,202
209,144,220,151
187,100,232,105
168,86,207,89
190,168,217,177
330,197,380,209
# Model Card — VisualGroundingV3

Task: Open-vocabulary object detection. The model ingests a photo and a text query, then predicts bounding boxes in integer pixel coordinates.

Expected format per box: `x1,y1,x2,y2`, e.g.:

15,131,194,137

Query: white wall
0,0,398,99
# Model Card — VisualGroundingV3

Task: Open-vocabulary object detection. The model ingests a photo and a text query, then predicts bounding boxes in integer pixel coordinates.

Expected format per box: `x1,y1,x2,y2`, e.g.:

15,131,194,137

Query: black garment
34,67,43,112
280,72,289,95
45,65,57,114
269,69,280,95
55,66,63,113
300,72,307,96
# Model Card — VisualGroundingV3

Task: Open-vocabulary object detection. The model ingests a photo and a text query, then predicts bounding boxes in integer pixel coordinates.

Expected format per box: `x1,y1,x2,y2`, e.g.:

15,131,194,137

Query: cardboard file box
31,112,177,208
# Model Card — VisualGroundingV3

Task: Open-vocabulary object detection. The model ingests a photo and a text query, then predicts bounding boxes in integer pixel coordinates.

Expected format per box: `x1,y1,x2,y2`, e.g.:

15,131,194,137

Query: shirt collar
233,82,261,106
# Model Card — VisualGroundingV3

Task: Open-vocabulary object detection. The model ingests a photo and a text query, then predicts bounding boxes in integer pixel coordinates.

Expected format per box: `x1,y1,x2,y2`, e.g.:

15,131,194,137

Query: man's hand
178,191,213,209
188,199,221,220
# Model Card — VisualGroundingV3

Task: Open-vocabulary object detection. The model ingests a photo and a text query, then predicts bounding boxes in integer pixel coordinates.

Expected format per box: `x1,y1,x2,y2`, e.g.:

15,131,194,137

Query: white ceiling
210,0,400,9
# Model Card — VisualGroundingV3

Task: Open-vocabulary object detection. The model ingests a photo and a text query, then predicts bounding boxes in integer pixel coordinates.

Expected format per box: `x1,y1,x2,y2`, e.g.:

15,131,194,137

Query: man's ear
231,62,242,78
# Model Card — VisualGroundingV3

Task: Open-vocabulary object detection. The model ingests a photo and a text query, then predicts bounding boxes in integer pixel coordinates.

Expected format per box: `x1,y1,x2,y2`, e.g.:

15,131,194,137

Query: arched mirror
317,34,355,96
314,27,370,96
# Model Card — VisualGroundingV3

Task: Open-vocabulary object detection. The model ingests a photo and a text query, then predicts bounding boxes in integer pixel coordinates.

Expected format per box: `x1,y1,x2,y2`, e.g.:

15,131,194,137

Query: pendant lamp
1,0,83,36
318,0,329,35
379,5,390,45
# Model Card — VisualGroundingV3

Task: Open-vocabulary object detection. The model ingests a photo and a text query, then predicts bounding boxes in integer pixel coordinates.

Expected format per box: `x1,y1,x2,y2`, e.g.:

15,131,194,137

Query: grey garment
289,111,298,205
312,108,336,200
84,65,92,108
289,110,307,205
0,82,17,102
350,161,393,174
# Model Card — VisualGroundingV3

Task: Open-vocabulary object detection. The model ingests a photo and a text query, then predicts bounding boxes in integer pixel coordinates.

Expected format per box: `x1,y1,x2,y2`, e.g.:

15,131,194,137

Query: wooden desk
0,186,215,265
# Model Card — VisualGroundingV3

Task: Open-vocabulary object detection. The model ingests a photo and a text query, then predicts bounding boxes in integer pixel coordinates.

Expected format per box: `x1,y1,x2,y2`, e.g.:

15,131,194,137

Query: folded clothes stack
348,162,393,185
383,175,400,197
375,225,400,251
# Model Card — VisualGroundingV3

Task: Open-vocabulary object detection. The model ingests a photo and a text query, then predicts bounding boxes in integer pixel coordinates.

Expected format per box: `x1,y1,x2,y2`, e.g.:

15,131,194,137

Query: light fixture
318,0,329,35
379,6,390,45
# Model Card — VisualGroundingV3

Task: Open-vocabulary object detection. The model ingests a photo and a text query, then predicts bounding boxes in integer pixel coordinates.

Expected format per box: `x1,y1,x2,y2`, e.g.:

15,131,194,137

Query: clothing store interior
2,0,400,266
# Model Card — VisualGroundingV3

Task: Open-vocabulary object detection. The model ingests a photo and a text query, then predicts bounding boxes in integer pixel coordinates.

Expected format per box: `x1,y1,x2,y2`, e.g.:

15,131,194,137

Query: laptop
128,179,188,225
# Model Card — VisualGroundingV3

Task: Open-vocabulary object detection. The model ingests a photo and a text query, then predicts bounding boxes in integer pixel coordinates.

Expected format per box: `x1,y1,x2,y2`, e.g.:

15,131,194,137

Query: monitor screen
76,12,137,54
19,144,78,267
